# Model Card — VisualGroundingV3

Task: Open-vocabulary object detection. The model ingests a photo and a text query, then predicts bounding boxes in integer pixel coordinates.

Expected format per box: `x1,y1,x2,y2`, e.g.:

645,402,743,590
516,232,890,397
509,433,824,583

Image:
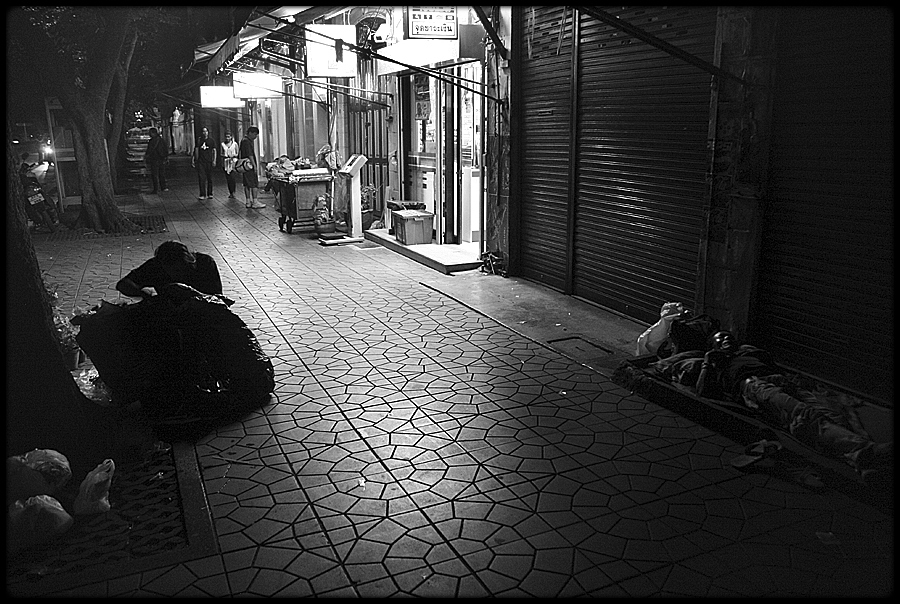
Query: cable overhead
229,12,501,104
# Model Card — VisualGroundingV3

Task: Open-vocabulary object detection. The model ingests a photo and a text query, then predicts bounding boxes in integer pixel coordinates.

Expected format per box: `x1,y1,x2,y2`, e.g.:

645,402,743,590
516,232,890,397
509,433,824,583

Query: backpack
657,313,720,358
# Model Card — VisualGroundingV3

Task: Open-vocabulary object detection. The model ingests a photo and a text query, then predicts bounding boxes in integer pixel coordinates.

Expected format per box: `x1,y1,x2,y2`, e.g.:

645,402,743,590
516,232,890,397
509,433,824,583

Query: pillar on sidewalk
697,7,778,343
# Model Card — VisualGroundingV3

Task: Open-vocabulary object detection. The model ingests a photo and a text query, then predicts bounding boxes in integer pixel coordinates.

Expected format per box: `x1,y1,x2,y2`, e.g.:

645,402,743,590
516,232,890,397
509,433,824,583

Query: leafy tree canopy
7,6,248,128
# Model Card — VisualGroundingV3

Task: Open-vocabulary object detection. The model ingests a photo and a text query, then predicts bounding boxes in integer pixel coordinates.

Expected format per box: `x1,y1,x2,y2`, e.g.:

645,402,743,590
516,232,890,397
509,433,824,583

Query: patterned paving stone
26,182,892,597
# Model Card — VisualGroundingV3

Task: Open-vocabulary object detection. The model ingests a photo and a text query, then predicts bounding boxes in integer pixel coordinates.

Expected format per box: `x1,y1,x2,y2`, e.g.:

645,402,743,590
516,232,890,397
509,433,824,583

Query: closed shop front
753,8,893,403
514,6,717,324
515,6,575,291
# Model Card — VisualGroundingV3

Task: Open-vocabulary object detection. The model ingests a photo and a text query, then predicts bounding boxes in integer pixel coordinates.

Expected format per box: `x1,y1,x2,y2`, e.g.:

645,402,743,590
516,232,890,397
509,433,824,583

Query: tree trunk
7,118,156,476
108,79,123,194
68,101,141,233
108,29,139,195
29,8,142,234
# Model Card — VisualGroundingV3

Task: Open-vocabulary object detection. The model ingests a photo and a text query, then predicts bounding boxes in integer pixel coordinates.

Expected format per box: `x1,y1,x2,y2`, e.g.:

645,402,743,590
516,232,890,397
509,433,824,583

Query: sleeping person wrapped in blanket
651,331,892,479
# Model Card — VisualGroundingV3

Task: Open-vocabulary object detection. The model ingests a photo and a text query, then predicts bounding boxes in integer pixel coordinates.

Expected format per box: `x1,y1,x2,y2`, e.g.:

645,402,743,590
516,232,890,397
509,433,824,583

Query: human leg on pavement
242,170,265,208
225,170,237,198
149,162,161,193
200,164,214,197
740,375,889,471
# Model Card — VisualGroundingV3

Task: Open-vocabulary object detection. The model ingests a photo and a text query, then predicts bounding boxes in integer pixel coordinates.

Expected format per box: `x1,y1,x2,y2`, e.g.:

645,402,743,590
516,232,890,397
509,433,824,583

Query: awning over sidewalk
194,6,350,78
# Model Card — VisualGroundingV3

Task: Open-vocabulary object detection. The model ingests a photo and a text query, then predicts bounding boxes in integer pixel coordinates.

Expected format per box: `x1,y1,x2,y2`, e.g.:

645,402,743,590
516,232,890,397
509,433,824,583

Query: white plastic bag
73,459,115,515
6,449,72,506
635,302,685,356
7,495,74,555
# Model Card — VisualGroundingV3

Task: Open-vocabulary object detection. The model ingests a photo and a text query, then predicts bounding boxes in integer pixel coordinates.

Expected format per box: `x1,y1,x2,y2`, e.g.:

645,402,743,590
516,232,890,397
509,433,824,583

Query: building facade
190,6,892,404
499,6,892,403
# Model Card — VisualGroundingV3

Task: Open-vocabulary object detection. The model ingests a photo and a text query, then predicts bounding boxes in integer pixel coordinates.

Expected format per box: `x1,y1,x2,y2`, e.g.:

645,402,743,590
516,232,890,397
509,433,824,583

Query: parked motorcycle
19,164,60,232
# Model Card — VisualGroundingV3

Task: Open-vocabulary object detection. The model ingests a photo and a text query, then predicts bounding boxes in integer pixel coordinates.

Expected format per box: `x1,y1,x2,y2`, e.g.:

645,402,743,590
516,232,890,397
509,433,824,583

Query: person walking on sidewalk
145,128,169,194
220,132,239,199
239,126,265,209
192,127,217,200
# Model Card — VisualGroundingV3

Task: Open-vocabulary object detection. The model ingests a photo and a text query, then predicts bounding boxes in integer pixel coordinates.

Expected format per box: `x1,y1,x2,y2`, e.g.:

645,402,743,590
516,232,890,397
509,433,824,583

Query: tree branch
84,8,137,100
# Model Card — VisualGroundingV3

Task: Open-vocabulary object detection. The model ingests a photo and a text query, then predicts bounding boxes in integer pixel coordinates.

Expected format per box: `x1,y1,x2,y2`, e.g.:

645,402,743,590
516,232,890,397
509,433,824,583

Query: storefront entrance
399,61,482,245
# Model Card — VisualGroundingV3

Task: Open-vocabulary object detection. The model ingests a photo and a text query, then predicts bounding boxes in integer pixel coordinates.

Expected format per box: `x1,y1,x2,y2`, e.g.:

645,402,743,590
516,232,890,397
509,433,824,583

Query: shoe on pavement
228,194,236,199
731,439,781,469
198,195,206,200
250,202,267,209
162,188,170,192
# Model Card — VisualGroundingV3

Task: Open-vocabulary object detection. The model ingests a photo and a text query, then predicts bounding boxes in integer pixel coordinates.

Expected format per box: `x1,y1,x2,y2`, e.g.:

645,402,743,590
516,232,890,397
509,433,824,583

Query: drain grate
40,215,168,242
6,445,187,592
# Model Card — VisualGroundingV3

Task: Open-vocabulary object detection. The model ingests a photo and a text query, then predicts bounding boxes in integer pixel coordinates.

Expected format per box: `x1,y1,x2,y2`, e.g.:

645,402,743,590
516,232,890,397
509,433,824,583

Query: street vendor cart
265,163,332,234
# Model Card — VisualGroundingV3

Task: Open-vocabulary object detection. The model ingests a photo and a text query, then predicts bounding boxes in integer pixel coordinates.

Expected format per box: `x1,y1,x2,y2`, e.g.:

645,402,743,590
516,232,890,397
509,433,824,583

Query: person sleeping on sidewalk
652,331,892,479
116,240,223,300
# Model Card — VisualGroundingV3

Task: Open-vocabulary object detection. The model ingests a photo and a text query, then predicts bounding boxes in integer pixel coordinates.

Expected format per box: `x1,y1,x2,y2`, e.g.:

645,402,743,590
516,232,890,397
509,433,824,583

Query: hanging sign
200,86,245,108
233,72,282,99
306,24,358,78
406,6,458,40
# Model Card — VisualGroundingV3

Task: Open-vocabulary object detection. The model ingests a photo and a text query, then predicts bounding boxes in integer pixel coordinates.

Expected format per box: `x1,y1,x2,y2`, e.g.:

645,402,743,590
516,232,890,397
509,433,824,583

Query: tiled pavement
21,159,893,597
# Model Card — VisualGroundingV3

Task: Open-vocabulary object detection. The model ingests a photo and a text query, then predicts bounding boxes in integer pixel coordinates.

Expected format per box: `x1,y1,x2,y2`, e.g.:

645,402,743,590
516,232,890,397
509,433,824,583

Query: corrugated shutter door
518,6,574,290
574,7,717,324
755,8,893,403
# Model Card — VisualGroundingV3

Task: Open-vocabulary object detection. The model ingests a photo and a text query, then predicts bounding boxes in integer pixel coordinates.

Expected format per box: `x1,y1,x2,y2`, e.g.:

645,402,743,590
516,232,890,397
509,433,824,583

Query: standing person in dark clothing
145,127,169,194
115,240,223,299
696,331,892,476
192,127,217,200
239,126,265,209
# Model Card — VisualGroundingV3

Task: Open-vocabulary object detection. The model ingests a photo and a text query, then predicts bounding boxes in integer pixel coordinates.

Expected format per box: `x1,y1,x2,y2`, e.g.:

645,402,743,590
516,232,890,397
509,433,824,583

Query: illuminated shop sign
233,72,282,99
406,6,458,40
200,86,245,108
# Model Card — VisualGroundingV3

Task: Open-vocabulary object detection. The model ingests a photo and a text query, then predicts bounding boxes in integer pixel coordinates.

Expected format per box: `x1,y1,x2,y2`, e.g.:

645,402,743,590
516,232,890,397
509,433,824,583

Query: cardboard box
393,210,434,245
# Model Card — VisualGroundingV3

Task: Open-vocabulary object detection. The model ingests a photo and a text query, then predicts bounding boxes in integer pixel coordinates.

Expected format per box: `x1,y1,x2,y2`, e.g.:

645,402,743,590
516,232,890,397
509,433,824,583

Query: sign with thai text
406,6,458,40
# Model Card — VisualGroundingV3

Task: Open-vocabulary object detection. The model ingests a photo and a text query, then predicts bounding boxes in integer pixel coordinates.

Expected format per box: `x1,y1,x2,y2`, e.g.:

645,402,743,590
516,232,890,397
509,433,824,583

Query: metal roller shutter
574,6,717,324
517,6,575,290
754,8,893,403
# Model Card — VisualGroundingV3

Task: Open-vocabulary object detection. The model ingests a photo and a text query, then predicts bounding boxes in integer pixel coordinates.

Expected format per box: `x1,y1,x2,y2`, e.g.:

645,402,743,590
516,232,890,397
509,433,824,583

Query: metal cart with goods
267,168,332,234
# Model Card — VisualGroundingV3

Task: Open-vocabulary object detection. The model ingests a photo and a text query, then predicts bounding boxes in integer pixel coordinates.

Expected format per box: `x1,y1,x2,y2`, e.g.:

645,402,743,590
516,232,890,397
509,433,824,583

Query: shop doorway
399,61,482,245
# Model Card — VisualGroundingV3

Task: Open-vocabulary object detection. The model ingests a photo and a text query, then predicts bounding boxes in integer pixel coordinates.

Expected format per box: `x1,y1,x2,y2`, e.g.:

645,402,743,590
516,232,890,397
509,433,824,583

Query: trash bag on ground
72,300,149,404
73,458,115,515
663,313,721,357
6,449,72,506
7,495,74,556
73,283,274,419
635,302,685,356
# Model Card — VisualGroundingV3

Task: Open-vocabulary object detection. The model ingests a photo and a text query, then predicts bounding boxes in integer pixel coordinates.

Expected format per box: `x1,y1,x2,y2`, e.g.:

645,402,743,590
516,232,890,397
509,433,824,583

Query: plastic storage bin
393,210,434,245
